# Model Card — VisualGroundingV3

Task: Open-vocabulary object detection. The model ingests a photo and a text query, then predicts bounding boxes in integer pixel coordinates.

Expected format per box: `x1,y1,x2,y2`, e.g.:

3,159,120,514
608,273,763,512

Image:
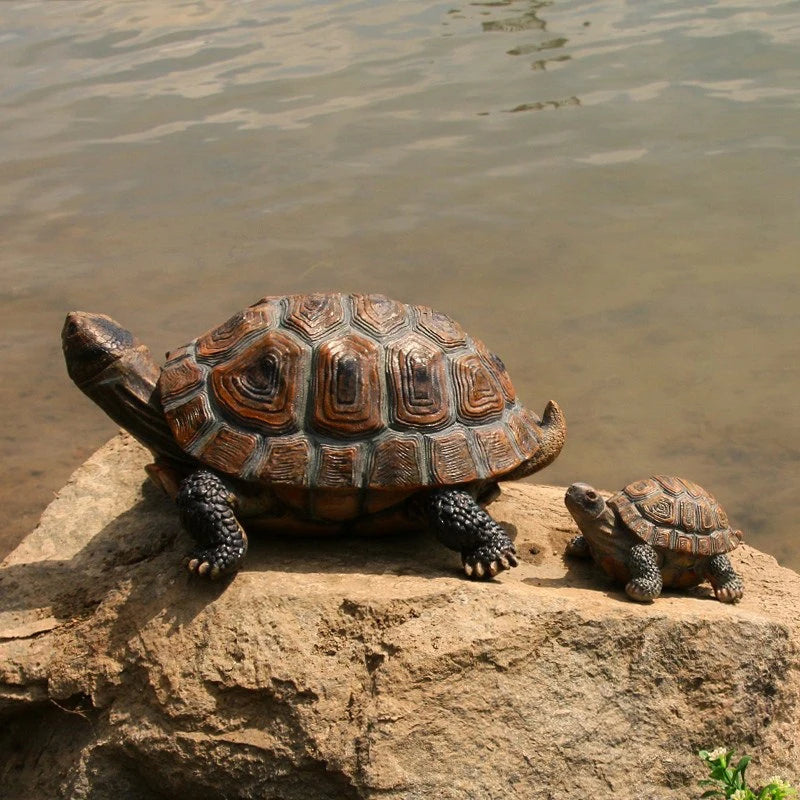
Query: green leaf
699,790,725,799
710,766,728,780
736,755,752,775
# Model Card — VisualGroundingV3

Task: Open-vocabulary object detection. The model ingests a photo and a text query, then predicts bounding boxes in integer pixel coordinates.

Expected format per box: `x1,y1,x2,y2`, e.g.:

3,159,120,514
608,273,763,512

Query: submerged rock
1,434,798,799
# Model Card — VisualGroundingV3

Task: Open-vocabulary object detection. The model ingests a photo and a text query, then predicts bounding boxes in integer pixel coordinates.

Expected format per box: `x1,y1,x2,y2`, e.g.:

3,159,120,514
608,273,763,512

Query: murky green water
2,0,799,567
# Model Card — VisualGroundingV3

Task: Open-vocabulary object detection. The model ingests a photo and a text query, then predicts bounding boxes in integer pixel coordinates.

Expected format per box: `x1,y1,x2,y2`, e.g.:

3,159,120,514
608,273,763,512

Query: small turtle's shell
609,475,742,556
157,293,553,494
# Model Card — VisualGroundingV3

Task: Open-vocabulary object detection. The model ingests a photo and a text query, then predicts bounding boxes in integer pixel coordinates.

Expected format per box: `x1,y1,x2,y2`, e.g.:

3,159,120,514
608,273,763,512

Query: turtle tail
534,399,567,470
506,400,567,479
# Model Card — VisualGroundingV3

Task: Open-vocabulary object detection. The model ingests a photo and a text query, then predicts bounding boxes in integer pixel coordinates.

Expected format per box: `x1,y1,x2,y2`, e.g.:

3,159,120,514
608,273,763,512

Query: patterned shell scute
413,305,467,349
351,294,408,338
368,436,424,488
210,329,304,435
312,332,384,438
387,333,451,430
451,352,505,423
158,349,205,409
158,292,547,487
474,340,516,404
195,304,279,363
429,428,480,484
283,293,346,343
253,437,311,485
609,475,742,556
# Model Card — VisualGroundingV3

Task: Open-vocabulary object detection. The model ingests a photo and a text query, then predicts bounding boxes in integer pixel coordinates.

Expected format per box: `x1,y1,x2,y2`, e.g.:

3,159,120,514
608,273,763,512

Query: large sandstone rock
1,434,799,799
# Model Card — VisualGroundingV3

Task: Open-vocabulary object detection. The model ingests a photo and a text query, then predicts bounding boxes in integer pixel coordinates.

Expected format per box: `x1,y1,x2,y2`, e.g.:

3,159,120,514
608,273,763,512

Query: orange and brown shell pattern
609,475,743,557
157,293,564,491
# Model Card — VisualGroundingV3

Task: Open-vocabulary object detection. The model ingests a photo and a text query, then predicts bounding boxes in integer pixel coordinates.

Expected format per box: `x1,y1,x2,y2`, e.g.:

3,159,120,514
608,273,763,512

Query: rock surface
1,433,799,799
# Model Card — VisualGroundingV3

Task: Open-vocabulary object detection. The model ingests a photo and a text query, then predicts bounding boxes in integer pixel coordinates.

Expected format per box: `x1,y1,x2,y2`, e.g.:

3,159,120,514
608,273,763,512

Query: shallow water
2,0,799,568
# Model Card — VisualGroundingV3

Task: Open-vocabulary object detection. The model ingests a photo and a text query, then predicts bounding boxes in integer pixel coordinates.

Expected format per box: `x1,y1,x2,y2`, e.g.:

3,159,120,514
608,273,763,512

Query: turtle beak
62,312,136,385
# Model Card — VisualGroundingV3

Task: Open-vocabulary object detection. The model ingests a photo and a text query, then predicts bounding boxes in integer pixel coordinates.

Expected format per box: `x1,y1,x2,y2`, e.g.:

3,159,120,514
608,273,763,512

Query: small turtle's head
62,312,137,386
565,482,607,524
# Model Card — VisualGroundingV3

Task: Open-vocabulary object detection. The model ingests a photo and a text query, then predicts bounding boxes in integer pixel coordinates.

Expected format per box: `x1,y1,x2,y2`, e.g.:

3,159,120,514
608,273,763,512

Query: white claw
464,563,474,577
187,558,200,573
499,556,510,570
210,565,221,580
716,588,743,603
488,561,499,577
198,562,211,577
474,562,486,578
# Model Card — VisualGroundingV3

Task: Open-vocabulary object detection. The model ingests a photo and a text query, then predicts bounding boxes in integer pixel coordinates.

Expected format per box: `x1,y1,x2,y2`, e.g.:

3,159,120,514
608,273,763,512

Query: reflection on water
1,0,799,568
480,1,548,33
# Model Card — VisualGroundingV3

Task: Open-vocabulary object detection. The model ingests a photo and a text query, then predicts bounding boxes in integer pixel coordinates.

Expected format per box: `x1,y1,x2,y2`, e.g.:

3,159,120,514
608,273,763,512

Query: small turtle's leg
705,554,744,603
565,534,591,559
625,542,663,602
177,470,248,579
424,488,518,579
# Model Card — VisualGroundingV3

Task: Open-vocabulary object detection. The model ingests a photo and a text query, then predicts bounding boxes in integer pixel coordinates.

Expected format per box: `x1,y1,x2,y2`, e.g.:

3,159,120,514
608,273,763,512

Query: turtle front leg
625,542,663,602
705,554,744,603
565,534,591,559
177,470,248,579
424,488,518,579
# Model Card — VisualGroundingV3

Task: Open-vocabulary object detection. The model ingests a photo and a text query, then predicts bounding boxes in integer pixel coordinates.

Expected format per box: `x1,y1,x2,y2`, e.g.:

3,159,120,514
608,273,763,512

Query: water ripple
2,0,800,568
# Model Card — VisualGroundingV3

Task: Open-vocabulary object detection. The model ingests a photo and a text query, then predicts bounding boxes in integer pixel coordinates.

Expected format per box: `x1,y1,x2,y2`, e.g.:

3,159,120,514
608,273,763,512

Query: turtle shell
157,293,557,496
609,475,742,557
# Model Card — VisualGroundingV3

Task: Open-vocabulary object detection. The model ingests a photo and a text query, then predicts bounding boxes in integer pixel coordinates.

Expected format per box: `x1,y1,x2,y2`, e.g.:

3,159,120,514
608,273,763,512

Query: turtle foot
714,582,744,604
706,554,743,603
624,580,658,603
463,546,518,580
424,488,519,581
178,470,248,580
186,544,246,580
625,543,662,602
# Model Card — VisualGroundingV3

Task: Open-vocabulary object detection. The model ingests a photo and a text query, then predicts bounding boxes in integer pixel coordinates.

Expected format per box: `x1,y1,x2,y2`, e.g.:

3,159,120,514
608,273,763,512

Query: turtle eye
585,490,598,501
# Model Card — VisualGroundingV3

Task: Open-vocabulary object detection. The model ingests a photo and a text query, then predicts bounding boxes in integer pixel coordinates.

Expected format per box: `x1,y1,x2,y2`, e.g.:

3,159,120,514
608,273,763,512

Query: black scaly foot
625,542,663,602
706,553,744,603
424,488,518,579
177,470,248,579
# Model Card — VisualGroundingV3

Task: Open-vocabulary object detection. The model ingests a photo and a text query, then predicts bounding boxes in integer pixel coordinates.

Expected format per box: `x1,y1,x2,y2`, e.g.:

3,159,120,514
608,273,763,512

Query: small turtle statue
63,293,567,580
564,476,744,603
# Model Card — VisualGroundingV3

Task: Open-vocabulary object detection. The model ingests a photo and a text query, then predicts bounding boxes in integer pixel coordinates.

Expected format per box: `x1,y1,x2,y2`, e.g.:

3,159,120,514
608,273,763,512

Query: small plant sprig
698,747,797,800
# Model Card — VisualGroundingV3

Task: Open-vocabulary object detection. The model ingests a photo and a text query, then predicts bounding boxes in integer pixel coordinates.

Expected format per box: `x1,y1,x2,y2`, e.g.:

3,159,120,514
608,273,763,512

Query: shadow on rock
1,474,519,628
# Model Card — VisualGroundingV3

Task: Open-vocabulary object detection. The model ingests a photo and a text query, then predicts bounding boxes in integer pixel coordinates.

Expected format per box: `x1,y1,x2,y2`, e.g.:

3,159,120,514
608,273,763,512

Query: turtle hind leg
424,488,518,579
705,553,744,603
625,542,663,602
178,470,248,579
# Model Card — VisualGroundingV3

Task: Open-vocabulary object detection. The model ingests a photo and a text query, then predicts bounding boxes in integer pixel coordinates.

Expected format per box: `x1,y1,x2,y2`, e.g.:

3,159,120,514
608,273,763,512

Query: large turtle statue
63,293,566,580
564,476,744,603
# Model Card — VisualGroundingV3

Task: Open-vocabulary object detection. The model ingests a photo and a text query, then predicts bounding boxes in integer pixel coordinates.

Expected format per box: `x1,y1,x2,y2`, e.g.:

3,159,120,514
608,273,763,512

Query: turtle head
565,483,606,520
62,312,188,463
564,482,616,541
62,312,137,386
